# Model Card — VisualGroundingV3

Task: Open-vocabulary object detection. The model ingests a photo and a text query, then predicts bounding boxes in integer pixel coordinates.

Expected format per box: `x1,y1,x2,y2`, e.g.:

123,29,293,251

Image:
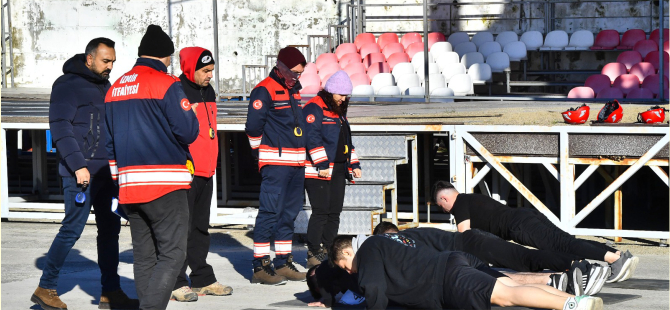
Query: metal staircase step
352,135,409,159
356,159,397,182
305,183,390,209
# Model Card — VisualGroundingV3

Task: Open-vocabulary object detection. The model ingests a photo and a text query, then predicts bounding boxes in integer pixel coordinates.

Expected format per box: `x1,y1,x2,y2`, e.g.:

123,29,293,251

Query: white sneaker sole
606,255,633,283
587,266,609,295
618,255,639,282
581,297,604,310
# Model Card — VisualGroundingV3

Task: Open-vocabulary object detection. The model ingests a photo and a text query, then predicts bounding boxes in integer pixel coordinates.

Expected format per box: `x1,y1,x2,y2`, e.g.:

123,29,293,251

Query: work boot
192,281,233,296
275,254,307,282
31,287,68,310
306,249,328,269
251,258,288,285
170,286,198,302
99,289,140,309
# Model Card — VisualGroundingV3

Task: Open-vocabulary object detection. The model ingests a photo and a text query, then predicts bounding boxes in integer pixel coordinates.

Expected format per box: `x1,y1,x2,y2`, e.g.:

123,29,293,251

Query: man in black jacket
32,37,138,310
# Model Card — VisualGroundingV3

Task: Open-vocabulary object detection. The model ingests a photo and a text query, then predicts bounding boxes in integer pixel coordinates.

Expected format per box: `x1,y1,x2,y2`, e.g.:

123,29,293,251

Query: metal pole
1,1,6,88
167,0,174,74
423,0,430,102
658,0,665,100
212,0,220,96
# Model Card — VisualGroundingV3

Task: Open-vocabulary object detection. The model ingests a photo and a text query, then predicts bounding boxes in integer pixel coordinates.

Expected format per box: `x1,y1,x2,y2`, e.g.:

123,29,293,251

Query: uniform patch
253,100,263,110
382,233,416,247
306,114,315,123
181,98,191,111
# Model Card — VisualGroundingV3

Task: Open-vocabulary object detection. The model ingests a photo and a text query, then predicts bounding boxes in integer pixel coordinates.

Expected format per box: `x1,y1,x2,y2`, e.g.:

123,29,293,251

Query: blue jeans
39,174,121,292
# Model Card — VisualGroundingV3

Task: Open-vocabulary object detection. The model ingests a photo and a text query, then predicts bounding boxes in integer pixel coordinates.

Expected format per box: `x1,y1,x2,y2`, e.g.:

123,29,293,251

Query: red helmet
595,100,623,123
561,104,590,124
638,106,669,124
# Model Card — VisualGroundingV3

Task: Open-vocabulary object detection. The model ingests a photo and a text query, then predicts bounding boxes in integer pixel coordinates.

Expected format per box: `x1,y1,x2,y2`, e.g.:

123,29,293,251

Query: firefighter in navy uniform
245,47,308,285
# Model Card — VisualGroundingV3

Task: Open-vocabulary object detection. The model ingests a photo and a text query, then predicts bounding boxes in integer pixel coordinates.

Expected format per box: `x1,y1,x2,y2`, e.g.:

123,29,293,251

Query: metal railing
240,65,266,101
1,0,14,88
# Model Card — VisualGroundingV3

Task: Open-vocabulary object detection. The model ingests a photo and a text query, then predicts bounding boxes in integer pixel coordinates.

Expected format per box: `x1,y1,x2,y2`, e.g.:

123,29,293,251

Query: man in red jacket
169,46,233,302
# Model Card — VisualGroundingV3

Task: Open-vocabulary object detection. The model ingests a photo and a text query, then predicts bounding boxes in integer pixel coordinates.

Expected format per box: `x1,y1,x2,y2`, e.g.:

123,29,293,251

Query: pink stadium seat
339,53,361,69
298,73,320,88
616,51,642,71
585,74,613,94
401,32,423,49
349,73,371,88
612,74,640,96
354,33,376,51
641,74,669,98
382,43,405,59
301,84,321,95
428,32,446,50
406,42,426,60
386,52,410,71
363,52,386,69
366,62,391,81
644,51,670,71
590,30,620,50
318,62,341,81
378,33,400,50
567,86,595,99
304,63,318,76
664,41,669,52
649,28,669,44
601,62,627,82
626,88,654,99
320,74,334,88
359,42,381,59
335,43,358,60
315,53,338,71
344,62,366,76
633,40,659,58
629,62,656,82
596,87,624,99
617,29,646,50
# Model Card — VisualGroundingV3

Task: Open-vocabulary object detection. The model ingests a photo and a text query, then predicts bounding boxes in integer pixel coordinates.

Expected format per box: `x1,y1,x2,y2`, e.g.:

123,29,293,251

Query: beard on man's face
91,64,111,80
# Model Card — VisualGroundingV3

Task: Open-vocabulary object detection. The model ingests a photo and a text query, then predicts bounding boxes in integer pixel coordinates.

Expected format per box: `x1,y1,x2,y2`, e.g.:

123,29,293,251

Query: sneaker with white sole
563,295,604,310
566,262,585,296
618,250,639,282
170,286,198,302
606,251,634,283
582,263,606,295
549,273,568,292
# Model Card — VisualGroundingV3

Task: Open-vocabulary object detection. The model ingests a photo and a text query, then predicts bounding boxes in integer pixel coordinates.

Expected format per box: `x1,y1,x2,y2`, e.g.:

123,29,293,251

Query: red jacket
179,47,218,178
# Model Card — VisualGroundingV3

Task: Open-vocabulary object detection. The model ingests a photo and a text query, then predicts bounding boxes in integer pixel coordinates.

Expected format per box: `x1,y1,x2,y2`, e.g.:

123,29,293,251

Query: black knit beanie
137,24,175,57
195,49,215,72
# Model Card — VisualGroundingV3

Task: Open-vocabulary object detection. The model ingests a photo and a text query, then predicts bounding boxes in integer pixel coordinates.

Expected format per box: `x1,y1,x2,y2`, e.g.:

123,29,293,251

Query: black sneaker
606,251,634,283
549,273,568,292
566,261,585,296
583,263,608,295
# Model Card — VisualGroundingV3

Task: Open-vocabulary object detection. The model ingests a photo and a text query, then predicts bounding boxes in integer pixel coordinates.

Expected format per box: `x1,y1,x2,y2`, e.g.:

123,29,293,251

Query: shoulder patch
253,100,263,110
382,233,416,248
306,114,315,123
181,98,192,111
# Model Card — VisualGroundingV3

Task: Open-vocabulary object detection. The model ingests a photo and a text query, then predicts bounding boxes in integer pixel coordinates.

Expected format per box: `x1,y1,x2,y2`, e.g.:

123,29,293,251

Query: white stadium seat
503,41,527,61
448,73,474,95
430,42,453,58
402,86,426,102
454,42,478,58
540,30,569,50
392,62,416,78
461,52,485,70
396,74,421,93
410,52,435,72
486,52,511,73
447,32,470,48
479,41,502,59
426,73,446,93
350,84,375,101
430,87,455,102
416,63,440,82
442,62,467,83
472,31,494,49
565,30,594,50
468,63,493,83
495,31,519,49
377,85,402,102
371,73,396,94
435,52,461,72
520,31,543,50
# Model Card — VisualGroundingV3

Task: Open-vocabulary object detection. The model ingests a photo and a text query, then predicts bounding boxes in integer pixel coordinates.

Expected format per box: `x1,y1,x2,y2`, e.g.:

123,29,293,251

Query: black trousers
508,208,618,261
123,190,188,310
174,176,217,289
459,229,581,272
305,163,346,253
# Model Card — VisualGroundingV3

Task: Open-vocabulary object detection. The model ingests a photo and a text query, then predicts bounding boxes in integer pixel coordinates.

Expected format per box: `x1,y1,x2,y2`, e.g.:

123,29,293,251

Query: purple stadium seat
633,40,659,58
363,53,386,69
601,62,628,82
626,88,654,99
617,29,645,50
401,33,423,49
616,51,643,71
359,42,381,60
428,32,446,50
641,74,669,98
585,74,613,94
567,86,595,99
590,30,620,50
386,52,410,71
367,62,391,81
612,74,640,96
298,73,320,88
335,43,358,60
349,73,371,88
315,53,338,71
629,62,656,83
650,28,669,44
596,87,624,99
406,42,426,60
644,51,670,71
354,33,376,51
343,62,366,77
382,43,405,59
339,53,362,69
377,33,399,50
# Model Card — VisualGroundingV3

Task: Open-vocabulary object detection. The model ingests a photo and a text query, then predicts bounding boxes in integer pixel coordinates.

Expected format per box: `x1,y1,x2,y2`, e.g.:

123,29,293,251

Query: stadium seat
461,52,485,70
601,62,627,82
378,32,400,50
629,62,656,82
664,41,669,52
298,73,320,88
486,52,510,73
430,42,453,57
320,74,334,87
427,73,446,93
377,85,402,102
350,85,375,101
339,53,362,69
495,31,519,49
392,62,416,78
590,30,620,50
596,87,624,99
478,41,502,59
416,63,440,82
403,86,426,102
304,62,318,76
454,42,478,58
354,33,376,51
410,52,434,72
363,52,386,69
447,32,470,48
430,87,455,102
349,73,371,88
367,62,391,81
448,73,474,95
318,62,341,81
585,74,613,94
435,52,460,72
612,74,640,96
335,43,358,60
633,40,659,58
617,29,646,50
382,43,405,59
616,51,643,71
503,41,528,61
387,52,411,71
540,30,569,50
641,74,669,98
626,87,654,99
428,32,446,50
567,86,595,99
564,30,594,50
644,51,670,71
406,42,426,60
360,42,382,59
315,53,338,71
301,84,321,95
401,32,423,49
650,28,669,44
472,32,494,49
520,31,543,50
442,62,467,83
344,62,367,76
468,63,493,83
371,73,396,94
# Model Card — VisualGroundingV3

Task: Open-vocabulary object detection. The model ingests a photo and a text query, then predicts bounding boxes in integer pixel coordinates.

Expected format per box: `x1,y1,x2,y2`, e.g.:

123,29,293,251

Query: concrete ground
2,221,668,310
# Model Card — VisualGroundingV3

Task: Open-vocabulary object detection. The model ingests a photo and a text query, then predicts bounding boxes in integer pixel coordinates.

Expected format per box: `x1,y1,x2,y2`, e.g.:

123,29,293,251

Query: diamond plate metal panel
294,210,373,234
305,184,385,208
357,160,396,182
353,135,408,158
